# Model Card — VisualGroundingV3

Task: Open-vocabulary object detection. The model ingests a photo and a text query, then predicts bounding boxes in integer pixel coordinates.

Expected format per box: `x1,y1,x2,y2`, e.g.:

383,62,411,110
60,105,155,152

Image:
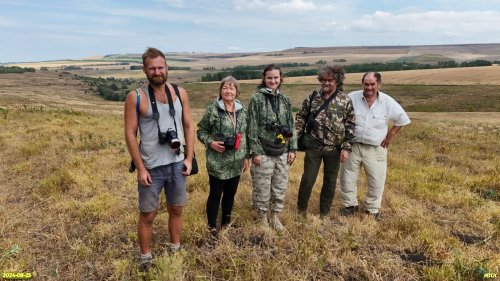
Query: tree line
0,66,36,73
200,59,495,82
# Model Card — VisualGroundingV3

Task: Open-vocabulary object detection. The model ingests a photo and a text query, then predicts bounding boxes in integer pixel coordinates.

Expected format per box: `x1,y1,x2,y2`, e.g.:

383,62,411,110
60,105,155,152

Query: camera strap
147,84,181,153
164,84,179,135
312,89,338,120
264,92,285,127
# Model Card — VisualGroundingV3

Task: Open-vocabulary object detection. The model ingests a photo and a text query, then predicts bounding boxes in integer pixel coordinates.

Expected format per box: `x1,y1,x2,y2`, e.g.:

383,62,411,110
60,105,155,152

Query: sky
1,0,500,63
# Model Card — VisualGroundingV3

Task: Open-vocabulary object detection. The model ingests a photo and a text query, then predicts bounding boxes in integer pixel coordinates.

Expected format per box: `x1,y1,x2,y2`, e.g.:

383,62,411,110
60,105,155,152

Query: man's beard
147,74,167,86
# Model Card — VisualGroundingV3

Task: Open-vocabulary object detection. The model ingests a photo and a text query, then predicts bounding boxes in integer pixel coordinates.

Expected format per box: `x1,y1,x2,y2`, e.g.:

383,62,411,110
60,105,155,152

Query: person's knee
139,211,157,224
167,205,183,217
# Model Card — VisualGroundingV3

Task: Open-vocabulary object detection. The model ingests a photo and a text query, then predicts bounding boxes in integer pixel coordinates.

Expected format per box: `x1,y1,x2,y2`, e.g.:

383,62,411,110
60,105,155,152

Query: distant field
249,65,500,85
6,43,500,85
1,72,499,113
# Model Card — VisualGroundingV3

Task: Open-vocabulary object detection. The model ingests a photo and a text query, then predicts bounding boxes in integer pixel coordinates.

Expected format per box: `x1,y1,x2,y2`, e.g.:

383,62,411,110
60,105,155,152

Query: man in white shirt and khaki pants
339,72,411,220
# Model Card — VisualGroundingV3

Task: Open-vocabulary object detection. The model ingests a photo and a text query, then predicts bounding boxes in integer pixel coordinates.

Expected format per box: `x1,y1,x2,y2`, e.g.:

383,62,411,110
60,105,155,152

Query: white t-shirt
348,90,411,146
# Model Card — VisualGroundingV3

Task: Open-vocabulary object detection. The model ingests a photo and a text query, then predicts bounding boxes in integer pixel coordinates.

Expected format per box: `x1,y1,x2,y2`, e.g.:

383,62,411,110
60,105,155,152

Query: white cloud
228,46,240,51
352,10,500,34
153,0,185,8
270,0,316,13
0,16,15,27
234,0,265,11
165,0,185,8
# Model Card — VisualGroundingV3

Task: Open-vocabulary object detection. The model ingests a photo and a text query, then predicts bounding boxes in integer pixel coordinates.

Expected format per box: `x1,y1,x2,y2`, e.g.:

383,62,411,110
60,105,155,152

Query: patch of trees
63,65,82,71
201,62,311,81
169,66,191,70
201,70,261,82
130,65,191,71
459,60,492,67
0,66,36,73
77,76,142,101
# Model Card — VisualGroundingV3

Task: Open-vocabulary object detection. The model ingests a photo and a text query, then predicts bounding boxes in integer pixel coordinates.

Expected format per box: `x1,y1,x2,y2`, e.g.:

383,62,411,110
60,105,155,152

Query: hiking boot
258,211,269,227
340,206,359,217
270,212,284,231
209,227,218,241
139,256,152,273
168,243,181,254
365,210,381,221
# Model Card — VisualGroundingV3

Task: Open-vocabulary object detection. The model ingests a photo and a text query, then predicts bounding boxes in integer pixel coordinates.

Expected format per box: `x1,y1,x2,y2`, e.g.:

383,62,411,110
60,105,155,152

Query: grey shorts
138,161,187,212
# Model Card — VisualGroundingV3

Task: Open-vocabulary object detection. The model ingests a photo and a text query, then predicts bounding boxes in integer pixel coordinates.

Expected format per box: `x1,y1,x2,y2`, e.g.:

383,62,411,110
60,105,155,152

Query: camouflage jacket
295,90,355,151
197,98,248,180
247,87,297,156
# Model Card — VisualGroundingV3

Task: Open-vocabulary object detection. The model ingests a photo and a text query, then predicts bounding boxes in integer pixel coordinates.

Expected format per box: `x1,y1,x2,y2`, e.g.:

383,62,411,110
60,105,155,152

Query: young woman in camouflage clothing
197,76,249,239
247,64,297,231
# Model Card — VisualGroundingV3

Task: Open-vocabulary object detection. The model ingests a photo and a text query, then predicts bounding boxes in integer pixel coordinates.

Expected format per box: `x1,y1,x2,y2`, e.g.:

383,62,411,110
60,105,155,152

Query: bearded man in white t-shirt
339,72,411,220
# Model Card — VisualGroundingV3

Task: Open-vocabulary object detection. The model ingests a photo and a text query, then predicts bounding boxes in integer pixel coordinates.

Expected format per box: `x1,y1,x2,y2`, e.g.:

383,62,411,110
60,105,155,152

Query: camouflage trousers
251,153,290,213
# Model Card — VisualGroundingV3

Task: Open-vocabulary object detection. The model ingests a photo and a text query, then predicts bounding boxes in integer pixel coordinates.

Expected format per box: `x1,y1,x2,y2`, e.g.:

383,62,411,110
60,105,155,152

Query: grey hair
219,76,240,97
317,65,345,88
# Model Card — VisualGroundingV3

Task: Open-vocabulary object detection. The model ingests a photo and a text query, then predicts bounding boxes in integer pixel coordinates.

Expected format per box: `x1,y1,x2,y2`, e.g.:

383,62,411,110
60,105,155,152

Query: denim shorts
138,161,187,212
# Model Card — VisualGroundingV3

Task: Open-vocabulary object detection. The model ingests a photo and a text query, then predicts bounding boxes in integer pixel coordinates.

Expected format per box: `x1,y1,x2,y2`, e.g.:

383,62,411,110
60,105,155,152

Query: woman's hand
210,141,225,153
242,159,250,172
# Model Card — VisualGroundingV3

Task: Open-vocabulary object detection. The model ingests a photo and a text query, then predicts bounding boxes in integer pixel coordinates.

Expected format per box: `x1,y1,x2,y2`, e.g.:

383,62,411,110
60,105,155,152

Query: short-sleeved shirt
348,90,411,146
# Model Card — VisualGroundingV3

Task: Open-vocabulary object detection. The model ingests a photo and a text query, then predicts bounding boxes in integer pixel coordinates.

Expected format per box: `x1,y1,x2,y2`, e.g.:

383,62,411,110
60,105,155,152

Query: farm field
0,69,499,280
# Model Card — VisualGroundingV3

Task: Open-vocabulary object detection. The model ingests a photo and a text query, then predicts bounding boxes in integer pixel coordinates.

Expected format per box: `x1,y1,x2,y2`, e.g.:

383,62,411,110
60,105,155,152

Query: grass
0,72,499,280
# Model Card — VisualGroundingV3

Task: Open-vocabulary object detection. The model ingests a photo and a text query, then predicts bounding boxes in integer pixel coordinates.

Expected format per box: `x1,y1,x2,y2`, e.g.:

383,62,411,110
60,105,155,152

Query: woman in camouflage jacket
197,76,249,239
247,64,297,231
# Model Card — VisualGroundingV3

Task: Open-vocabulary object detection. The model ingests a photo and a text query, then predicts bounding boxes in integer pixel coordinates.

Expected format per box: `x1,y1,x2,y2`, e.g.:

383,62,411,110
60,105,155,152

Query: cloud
270,0,316,13
0,16,15,27
153,0,185,8
234,0,265,11
351,10,500,34
165,0,185,8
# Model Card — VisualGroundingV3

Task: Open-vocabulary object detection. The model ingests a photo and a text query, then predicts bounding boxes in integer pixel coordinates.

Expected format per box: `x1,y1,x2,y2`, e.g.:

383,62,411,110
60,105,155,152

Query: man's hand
182,159,192,176
288,152,296,165
138,169,152,186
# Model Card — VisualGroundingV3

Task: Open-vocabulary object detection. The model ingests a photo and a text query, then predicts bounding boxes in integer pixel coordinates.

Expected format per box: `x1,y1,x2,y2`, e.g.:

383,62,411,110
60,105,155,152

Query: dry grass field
0,71,499,280
282,66,500,86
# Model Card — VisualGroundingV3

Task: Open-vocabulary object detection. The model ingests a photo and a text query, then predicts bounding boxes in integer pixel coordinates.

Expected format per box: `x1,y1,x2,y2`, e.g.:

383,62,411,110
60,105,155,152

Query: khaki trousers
251,153,290,213
339,143,387,213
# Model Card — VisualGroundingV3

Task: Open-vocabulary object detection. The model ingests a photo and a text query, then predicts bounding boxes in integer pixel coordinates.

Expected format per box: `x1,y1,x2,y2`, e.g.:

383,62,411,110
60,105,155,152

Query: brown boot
258,210,269,227
271,212,284,231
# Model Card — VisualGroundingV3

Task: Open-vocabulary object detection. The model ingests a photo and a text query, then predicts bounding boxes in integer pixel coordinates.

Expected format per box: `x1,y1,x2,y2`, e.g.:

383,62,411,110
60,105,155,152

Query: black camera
215,134,236,150
159,128,181,149
223,137,236,150
279,125,293,139
266,121,293,139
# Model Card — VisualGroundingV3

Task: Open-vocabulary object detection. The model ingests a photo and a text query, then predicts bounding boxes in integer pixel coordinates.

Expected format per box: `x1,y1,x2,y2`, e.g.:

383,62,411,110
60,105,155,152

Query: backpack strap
171,83,183,121
135,89,140,120
300,91,318,134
